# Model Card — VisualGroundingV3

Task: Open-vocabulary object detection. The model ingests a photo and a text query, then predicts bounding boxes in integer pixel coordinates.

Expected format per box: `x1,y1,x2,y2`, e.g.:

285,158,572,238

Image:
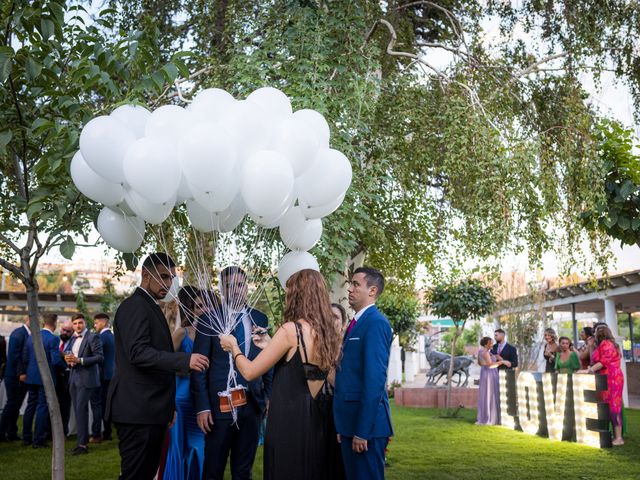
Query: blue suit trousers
340,436,388,480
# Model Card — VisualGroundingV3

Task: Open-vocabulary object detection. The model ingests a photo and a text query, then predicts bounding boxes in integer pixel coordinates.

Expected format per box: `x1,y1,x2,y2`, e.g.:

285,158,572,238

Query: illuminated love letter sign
517,372,546,436
542,373,571,441
498,369,518,429
572,374,612,448
497,371,611,448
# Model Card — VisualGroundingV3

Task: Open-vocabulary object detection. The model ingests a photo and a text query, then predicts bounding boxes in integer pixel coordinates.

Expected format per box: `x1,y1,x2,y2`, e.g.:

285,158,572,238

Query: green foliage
462,322,481,346
0,1,191,280
580,121,640,247
377,285,421,350
103,0,626,284
99,278,123,315
441,331,466,356
427,279,496,330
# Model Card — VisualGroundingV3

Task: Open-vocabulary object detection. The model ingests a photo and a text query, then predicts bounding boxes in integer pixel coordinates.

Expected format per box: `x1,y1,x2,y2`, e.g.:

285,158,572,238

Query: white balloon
190,171,240,212
277,251,320,288
292,109,330,147
299,193,346,220
113,199,136,216
176,174,194,204
226,101,275,165
97,207,145,253
249,201,290,229
79,116,136,184
215,194,247,233
241,150,294,218
179,122,237,192
279,206,323,250
246,87,292,121
123,138,181,204
190,88,236,124
124,188,175,225
70,151,124,206
110,104,151,138
272,117,319,177
145,105,191,139
186,200,216,232
298,149,352,207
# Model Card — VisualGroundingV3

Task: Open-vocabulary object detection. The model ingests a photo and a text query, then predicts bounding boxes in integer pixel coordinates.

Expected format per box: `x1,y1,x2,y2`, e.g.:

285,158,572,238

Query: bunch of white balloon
70,87,352,286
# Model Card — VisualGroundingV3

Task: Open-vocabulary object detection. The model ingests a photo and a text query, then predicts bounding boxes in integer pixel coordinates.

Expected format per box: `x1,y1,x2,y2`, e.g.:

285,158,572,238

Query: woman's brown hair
595,325,618,348
284,269,341,372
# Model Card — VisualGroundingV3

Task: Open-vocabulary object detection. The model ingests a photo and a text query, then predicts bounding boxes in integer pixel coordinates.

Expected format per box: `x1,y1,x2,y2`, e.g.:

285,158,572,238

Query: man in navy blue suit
192,266,273,480
0,321,31,442
334,267,394,480
491,328,518,370
65,313,103,455
22,313,65,447
89,312,115,442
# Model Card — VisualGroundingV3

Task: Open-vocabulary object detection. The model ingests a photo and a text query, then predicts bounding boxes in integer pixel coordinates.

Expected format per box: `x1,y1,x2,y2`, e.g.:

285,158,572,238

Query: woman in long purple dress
476,336,502,425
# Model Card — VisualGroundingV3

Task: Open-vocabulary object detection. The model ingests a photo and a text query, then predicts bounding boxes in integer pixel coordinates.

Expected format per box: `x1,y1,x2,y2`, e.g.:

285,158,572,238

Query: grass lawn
1,405,638,479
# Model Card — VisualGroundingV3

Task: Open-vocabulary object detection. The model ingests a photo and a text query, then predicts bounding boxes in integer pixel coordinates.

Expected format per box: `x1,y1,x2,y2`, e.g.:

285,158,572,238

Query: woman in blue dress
164,286,206,480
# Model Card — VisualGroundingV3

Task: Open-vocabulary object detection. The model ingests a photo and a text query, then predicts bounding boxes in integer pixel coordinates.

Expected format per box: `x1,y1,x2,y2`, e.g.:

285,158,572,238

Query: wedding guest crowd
0,254,395,480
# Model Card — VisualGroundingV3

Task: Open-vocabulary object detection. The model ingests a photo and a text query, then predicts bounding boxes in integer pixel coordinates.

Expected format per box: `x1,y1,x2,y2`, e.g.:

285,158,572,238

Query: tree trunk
26,284,65,480
330,250,365,304
445,333,458,410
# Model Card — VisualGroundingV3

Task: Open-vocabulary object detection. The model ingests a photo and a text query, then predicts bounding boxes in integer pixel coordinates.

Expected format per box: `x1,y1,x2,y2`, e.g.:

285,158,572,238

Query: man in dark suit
55,320,73,436
89,312,115,442
65,313,103,455
192,266,273,480
492,328,518,370
334,267,393,480
106,253,209,480
22,313,65,447
0,321,30,442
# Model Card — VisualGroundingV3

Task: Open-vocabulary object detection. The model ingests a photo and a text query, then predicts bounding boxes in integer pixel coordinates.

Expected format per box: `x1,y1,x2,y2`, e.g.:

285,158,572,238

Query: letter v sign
542,373,570,441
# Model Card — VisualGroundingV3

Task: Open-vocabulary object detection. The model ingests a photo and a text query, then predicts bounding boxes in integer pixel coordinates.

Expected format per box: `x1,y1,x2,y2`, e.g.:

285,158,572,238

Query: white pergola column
603,297,629,406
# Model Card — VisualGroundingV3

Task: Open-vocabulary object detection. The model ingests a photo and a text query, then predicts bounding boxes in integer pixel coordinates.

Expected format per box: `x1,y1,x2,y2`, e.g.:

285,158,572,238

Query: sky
41,7,640,280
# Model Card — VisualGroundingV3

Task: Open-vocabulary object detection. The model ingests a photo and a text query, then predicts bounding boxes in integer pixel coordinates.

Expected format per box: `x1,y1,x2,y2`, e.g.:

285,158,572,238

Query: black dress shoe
6,434,21,442
33,442,48,449
102,435,112,441
22,440,32,447
71,446,89,455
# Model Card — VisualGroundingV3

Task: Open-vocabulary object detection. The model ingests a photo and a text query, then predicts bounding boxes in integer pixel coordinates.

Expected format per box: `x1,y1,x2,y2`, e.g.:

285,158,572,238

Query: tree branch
514,52,569,78
0,232,21,255
395,1,467,49
0,257,26,283
151,65,216,107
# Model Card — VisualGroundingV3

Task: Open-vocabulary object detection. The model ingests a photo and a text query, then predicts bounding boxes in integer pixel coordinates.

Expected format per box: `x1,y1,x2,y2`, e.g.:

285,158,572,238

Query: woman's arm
220,323,296,381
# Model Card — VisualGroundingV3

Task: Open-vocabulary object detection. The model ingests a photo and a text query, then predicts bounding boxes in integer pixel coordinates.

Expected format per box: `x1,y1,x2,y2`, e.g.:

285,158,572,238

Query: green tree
104,0,640,287
0,2,182,477
427,278,495,410
99,277,124,316
377,285,421,351
581,121,640,248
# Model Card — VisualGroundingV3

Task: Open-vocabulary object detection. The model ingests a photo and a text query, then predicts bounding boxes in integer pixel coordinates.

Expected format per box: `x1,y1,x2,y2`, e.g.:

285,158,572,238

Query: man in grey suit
64,313,103,455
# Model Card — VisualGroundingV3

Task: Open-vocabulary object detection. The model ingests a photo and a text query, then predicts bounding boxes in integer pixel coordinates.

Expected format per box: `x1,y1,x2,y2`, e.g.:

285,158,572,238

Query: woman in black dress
220,269,343,480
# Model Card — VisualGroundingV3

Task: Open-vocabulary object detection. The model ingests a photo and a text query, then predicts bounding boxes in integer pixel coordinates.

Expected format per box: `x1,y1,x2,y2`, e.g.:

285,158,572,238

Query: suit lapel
77,332,90,357
136,288,173,351
344,305,377,342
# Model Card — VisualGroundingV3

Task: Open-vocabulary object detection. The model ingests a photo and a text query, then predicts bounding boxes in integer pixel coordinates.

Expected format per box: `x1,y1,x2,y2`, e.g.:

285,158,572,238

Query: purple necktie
346,318,356,335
